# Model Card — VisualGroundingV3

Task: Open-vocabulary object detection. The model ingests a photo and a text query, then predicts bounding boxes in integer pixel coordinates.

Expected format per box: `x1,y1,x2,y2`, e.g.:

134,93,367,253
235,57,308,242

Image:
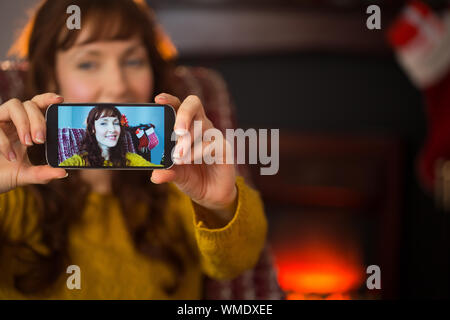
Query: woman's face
55,25,153,103
94,115,121,148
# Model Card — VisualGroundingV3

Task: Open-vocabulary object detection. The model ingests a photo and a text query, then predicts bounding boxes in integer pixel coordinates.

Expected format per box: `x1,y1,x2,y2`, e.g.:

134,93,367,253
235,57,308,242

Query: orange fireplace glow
274,241,364,299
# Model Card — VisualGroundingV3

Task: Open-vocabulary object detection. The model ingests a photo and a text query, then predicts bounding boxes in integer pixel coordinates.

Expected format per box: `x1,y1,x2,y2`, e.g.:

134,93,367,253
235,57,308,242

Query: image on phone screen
45,104,175,169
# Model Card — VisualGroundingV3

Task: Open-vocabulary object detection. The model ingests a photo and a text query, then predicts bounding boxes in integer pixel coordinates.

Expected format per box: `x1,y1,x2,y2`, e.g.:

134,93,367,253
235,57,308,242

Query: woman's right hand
0,93,67,194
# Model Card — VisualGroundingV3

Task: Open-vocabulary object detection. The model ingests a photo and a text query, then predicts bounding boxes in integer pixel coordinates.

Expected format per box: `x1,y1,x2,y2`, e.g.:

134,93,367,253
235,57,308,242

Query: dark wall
180,53,426,140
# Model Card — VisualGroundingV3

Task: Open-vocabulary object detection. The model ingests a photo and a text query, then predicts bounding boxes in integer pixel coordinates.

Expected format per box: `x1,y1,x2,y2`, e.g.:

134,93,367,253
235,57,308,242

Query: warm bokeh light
274,241,364,299
287,292,351,300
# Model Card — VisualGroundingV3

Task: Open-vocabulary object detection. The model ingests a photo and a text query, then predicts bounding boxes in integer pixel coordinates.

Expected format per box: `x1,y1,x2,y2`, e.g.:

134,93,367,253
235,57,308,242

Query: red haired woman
59,105,161,167
0,0,267,298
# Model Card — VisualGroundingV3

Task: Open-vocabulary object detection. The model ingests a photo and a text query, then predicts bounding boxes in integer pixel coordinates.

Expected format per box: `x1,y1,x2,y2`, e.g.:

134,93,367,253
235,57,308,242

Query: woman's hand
0,93,67,194
151,93,237,226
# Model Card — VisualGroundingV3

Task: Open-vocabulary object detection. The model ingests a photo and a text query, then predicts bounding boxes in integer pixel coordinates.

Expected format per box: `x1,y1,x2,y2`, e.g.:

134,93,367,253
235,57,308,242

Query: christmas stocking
135,127,149,153
145,125,159,150
388,0,450,193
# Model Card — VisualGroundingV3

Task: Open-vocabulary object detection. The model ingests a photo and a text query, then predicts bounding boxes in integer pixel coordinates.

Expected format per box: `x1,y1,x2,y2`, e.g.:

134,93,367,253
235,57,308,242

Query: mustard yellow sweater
0,176,267,299
59,152,164,167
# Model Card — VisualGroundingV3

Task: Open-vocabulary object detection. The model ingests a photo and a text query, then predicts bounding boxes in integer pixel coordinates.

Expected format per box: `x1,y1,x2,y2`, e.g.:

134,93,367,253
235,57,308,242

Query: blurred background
1,0,450,299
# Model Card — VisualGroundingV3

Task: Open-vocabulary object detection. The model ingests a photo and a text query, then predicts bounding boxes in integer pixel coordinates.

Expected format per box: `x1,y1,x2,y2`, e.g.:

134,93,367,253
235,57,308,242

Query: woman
0,0,267,299
59,105,162,167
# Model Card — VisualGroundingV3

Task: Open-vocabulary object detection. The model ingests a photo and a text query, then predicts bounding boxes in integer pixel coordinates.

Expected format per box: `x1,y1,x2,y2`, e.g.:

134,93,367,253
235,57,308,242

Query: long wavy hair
8,0,197,297
80,106,128,167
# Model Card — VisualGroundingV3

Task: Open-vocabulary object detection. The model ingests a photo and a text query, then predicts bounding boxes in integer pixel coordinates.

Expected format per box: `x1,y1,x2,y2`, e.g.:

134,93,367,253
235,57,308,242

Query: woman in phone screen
59,105,162,167
0,0,268,299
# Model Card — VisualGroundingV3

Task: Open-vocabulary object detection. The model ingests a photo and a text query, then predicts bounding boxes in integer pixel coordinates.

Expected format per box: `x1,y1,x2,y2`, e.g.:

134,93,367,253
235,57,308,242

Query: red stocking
136,128,149,152
388,0,450,193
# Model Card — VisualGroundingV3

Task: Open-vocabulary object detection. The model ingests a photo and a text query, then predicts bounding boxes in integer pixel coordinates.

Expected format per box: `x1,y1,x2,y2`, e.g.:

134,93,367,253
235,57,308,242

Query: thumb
17,165,67,185
151,165,186,185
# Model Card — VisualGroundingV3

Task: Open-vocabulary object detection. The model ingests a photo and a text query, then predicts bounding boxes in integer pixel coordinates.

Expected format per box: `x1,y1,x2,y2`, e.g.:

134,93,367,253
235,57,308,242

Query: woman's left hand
150,93,237,224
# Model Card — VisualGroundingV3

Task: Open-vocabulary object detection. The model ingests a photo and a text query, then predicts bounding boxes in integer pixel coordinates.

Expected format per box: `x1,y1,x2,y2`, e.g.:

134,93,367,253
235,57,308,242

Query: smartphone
45,103,176,169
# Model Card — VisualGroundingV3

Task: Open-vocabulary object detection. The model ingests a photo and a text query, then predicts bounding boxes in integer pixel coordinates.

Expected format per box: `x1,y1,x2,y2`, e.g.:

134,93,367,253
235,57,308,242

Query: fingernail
8,151,16,162
58,173,68,179
25,134,33,146
54,94,63,99
174,128,188,136
35,131,45,144
156,94,167,102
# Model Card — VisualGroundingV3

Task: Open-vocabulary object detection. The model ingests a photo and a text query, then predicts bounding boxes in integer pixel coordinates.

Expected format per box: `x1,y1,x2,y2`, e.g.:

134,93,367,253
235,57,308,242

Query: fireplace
251,132,403,299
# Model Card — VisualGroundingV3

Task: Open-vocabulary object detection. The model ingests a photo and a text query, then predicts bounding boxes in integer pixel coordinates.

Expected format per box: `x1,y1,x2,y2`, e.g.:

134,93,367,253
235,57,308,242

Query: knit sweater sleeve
167,176,268,280
0,187,46,254
0,188,25,243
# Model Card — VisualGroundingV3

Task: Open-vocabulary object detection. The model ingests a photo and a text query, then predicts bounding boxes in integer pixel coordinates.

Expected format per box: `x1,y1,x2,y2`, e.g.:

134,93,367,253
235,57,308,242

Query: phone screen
46,103,175,169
